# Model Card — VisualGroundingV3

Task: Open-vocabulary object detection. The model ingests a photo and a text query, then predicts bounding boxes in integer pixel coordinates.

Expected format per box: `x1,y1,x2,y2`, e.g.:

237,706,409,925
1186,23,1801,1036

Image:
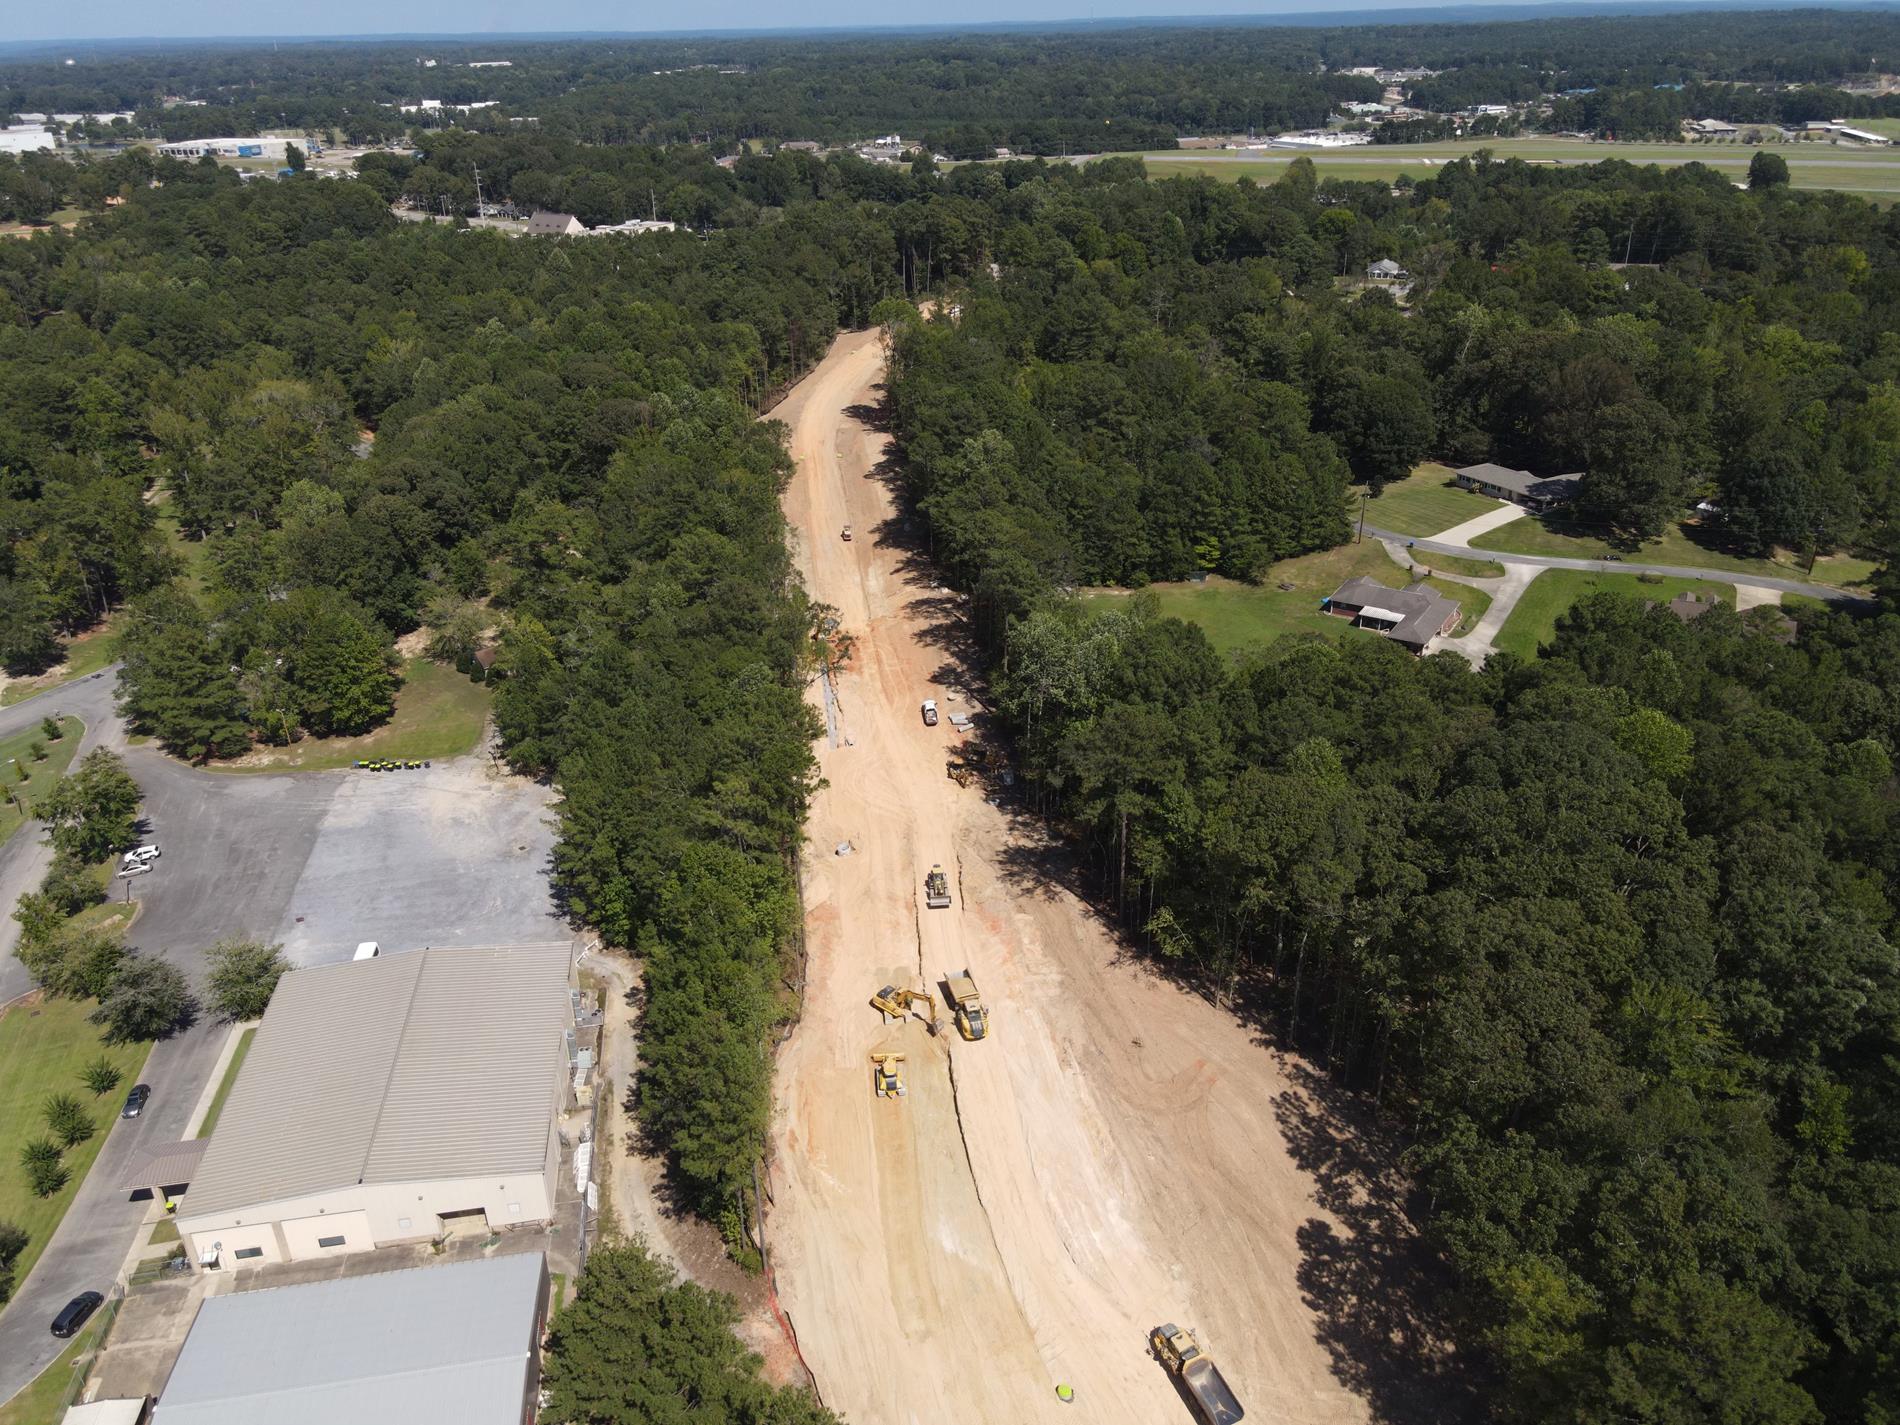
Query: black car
121,1084,150,1119
51,1291,103,1338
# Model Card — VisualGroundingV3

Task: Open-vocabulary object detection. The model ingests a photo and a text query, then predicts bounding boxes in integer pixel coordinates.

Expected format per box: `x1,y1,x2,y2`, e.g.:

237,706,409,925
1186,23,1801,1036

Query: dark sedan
51,1291,103,1338
120,1083,150,1119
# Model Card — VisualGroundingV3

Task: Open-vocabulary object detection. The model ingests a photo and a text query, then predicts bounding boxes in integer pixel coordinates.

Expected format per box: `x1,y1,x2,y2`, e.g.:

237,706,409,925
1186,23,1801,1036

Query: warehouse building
153,1252,549,1425
177,943,574,1271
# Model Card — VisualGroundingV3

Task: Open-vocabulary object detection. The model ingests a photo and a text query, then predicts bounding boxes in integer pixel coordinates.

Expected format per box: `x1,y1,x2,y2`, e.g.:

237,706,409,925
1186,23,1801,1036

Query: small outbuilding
524,210,584,236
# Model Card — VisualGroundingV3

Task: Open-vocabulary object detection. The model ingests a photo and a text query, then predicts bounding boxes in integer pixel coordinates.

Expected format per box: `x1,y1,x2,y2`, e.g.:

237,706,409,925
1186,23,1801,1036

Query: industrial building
176,944,575,1272
152,1253,549,1425
155,137,292,160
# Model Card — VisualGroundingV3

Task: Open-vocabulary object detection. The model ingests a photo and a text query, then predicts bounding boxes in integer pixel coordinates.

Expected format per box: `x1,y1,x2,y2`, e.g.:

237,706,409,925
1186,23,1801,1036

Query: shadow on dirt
1275,1064,1484,1424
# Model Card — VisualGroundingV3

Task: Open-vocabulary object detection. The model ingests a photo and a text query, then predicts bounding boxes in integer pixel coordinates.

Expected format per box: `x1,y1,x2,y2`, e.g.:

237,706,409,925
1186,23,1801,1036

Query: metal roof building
177,945,573,1272
153,1252,548,1425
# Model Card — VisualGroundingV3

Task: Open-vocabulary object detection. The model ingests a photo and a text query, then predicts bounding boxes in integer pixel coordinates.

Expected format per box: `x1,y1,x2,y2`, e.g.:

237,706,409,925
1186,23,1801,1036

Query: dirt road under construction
766,328,1397,1425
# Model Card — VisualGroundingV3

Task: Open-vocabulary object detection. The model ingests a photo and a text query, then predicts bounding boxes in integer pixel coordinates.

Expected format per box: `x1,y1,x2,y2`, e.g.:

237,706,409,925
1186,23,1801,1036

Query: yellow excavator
871,983,939,1035
871,1053,907,1098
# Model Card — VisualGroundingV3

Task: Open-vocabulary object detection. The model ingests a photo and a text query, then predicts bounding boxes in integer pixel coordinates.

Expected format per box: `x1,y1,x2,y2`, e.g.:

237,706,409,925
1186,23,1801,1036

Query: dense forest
882,153,1900,1423
4,17,1900,1418
9,8,1900,156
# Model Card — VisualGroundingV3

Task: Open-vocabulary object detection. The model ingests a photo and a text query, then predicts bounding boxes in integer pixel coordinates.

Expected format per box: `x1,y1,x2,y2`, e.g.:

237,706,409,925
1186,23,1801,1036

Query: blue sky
8,2,1651,45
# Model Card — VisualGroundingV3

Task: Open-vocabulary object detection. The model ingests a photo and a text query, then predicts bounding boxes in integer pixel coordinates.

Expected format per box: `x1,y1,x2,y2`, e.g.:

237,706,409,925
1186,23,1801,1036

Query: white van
353,942,381,961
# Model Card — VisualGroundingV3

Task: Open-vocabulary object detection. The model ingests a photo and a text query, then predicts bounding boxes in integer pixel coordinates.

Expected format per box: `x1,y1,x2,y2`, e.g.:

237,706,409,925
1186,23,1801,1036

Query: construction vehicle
944,970,988,1040
871,1053,907,1098
947,757,973,788
1149,1324,1244,1425
924,864,952,909
871,984,938,1034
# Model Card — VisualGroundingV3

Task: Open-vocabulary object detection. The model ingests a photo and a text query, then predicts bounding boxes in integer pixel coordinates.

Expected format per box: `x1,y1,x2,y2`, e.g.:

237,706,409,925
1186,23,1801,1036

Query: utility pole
1357,493,1366,543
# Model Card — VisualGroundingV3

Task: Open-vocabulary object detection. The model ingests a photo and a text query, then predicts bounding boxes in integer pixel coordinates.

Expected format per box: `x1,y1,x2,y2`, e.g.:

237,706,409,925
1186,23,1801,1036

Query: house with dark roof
1453,462,1583,512
1324,577,1461,652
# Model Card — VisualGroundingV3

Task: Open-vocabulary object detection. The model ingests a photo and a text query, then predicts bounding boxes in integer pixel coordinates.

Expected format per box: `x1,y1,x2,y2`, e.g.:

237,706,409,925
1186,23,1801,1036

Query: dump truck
1150,1324,1244,1425
871,984,938,1034
944,970,988,1040
871,1053,907,1098
924,864,952,909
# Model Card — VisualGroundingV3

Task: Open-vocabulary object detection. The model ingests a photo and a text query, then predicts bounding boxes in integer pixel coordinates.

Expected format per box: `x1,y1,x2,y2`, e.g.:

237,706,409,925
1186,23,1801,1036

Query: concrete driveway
0,676,561,1405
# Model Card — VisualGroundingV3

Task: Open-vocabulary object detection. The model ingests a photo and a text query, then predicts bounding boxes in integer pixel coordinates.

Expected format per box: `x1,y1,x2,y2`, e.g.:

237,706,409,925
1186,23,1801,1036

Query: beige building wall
182,1166,556,1271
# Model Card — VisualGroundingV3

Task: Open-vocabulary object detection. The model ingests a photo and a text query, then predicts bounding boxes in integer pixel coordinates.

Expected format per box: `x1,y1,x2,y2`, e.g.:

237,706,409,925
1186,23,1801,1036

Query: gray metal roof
154,1252,545,1425
1454,462,1582,503
1329,577,1460,648
184,944,571,1220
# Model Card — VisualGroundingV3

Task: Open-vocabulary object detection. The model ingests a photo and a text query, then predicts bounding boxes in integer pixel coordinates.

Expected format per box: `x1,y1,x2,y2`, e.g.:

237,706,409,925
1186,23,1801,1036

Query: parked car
353,941,381,960
121,845,160,866
115,862,152,880
121,1083,150,1119
921,699,938,727
841,524,853,541
51,1291,103,1338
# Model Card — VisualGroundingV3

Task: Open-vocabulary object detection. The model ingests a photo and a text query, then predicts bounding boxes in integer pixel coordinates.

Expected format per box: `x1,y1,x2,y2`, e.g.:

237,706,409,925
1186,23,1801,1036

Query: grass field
195,1027,256,1139
0,716,83,849
1494,571,1737,660
0,996,151,1294
1470,514,1876,589
0,621,120,708
1410,549,1507,579
154,493,216,597
1137,136,1900,197
1084,539,1488,657
1358,464,1504,538
211,659,491,773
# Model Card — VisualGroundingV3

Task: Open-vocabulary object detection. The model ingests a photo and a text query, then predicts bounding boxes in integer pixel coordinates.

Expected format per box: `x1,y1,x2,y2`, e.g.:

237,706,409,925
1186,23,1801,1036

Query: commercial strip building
177,943,576,1272
1324,577,1461,652
1452,462,1582,512
151,1252,549,1425
155,137,293,161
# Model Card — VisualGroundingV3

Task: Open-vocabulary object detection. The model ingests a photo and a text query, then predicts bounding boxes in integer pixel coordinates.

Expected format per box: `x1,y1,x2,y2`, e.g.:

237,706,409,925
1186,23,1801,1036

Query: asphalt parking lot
0,681,561,1404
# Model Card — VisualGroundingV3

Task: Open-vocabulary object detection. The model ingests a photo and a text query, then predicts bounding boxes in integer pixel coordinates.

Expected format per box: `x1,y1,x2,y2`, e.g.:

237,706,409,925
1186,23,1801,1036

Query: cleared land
1470,514,1878,590
1493,571,1738,659
209,658,490,772
0,717,82,848
1084,540,1489,656
769,330,1443,1425
0,996,151,1296
1138,137,1900,196
1358,465,1502,539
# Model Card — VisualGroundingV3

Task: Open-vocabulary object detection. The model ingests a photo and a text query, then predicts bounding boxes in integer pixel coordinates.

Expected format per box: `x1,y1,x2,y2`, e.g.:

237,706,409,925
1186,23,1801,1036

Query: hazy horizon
5,0,1874,46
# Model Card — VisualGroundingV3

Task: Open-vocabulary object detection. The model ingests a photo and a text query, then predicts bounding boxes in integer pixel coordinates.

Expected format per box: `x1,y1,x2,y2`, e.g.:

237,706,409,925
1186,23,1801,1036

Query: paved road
1137,149,1900,172
0,672,126,1004
1369,524,1874,605
0,683,560,1404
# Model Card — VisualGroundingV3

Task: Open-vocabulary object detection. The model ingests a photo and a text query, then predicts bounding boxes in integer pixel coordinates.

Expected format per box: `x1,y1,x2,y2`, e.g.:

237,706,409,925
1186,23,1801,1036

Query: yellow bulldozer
871,1053,907,1098
871,983,939,1035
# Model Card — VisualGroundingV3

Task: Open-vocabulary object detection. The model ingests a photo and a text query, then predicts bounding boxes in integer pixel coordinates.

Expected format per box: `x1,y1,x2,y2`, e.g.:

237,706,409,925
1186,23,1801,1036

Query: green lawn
195,1026,257,1139
1,621,120,708
1137,137,1900,197
1470,514,1872,589
0,997,151,1293
154,494,216,598
1084,539,1488,657
0,716,83,848
1494,571,1738,660
210,659,491,773
1410,549,1507,579
1359,464,1505,538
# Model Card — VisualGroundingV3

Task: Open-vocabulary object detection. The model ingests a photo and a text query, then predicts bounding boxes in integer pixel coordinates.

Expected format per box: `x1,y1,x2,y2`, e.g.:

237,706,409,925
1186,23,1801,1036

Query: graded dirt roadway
766,329,1381,1425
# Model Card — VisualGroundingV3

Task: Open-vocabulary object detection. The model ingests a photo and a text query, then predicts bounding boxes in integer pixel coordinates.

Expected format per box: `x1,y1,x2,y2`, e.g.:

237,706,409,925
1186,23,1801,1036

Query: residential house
1453,462,1582,512
1324,577,1461,653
